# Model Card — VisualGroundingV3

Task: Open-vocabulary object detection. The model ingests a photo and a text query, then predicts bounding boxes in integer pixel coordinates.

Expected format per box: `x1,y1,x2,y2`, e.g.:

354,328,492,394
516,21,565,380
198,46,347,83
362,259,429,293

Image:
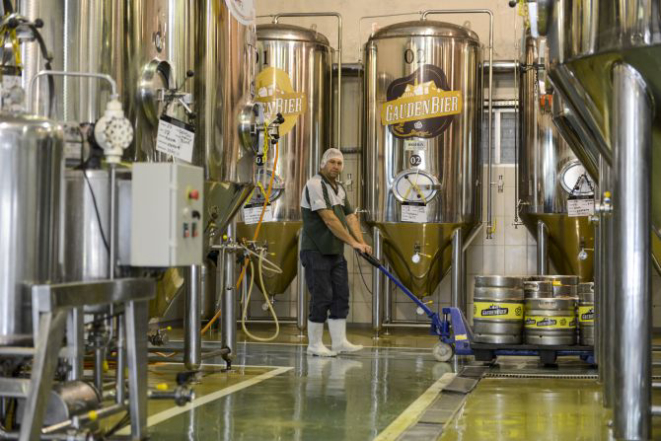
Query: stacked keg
524,276,579,346
578,282,595,346
473,276,525,344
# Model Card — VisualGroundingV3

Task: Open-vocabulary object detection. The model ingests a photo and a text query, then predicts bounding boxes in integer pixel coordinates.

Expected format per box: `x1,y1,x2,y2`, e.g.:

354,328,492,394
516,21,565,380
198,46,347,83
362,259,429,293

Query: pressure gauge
392,169,438,204
247,169,283,204
559,160,594,197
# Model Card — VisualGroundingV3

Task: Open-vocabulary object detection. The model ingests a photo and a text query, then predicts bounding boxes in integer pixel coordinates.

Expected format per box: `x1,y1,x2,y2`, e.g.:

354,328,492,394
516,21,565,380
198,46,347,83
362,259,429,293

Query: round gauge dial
392,169,438,204
248,169,283,204
560,161,594,197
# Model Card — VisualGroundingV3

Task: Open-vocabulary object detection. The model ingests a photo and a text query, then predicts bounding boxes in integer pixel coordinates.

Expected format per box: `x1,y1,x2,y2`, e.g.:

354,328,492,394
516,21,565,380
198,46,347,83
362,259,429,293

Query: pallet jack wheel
433,342,454,362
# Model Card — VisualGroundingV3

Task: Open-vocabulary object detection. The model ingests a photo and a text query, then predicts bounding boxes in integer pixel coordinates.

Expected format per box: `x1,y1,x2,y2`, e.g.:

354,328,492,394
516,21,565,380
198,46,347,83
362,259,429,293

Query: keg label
525,315,577,329
474,302,523,320
578,306,594,323
381,64,462,139
255,67,307,136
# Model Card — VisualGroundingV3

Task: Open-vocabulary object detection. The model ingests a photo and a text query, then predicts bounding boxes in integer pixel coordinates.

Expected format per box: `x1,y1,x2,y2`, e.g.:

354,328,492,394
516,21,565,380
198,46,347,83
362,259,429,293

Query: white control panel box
130,163,204,267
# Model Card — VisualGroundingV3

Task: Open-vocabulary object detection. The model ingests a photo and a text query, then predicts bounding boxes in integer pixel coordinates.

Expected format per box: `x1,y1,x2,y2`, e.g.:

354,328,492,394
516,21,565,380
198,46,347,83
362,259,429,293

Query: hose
201,132,279,335
240,250,281,342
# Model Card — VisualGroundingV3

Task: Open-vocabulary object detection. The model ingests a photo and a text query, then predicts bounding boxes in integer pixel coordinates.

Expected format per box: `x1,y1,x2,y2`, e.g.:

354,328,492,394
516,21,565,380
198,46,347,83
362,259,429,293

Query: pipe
611,63,653,441
42,403,127,435
262,12,343,148
536,221,548,275
601,159,615,408
372,226,383,337
382,322,430,329
221,223,237,362
115,319,125,404
28,70,119,115
482,60,518,74
108,163,117,280
297,232,307,337
420,9,494,239
594,215,602,376
451,229,465,312
383,264,392,326
184,265,202,370
357,12,423,60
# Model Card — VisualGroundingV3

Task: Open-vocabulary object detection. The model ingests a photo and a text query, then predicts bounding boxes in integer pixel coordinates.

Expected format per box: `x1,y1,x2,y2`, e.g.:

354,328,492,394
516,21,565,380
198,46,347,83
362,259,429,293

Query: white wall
255,0,521,63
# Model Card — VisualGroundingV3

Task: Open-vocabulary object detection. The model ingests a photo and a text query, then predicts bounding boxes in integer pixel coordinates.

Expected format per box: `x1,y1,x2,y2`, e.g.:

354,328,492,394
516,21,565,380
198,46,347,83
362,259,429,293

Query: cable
81,168,110,253
354,250,373,296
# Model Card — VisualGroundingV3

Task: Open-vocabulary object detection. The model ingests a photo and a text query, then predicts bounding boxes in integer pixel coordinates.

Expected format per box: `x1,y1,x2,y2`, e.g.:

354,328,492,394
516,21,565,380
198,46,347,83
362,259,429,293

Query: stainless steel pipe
451,228,465,312
297,232,307,337
611,63,653,441
536,221,548,275
221,224,237,361
184,265,202,370
601,158,615,409
372,226,383,337
383,264,392,327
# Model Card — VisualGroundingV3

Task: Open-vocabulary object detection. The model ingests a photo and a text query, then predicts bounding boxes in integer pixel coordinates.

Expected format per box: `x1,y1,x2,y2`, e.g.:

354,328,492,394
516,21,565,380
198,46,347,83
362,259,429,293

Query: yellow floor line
117,366,292,435
374,372,457,441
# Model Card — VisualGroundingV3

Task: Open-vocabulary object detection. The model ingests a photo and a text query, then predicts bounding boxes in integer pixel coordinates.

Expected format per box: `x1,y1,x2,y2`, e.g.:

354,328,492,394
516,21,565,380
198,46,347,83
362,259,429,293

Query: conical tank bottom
205,180,254,235
375,222,467,299
522,213,594,282
235,221,301,295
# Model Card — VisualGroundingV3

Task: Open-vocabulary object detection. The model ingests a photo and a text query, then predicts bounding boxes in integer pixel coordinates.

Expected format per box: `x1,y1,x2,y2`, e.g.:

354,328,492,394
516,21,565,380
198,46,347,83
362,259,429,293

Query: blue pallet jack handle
358,252,473,355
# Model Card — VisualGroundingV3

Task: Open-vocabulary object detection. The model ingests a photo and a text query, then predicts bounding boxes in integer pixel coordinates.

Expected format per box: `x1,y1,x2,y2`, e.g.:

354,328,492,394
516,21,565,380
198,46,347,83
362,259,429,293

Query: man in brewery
300,148,372,357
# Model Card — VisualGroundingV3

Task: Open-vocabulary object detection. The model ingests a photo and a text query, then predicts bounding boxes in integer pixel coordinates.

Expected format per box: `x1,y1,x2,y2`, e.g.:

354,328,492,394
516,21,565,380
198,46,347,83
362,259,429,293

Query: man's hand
352,242,372,255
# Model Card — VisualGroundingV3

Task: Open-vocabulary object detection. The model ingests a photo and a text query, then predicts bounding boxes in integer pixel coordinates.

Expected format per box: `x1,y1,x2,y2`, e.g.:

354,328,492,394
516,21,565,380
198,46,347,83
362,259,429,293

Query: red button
189,190,200,200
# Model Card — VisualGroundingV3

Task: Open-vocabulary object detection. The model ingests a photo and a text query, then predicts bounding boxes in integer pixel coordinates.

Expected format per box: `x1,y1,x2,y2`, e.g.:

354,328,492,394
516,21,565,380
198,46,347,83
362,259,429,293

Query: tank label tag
525,315,577,329
255,67,307,136
381,64,462,139
474,302,523,320
578,306,594,323
567,198,595,217
242,204,273,225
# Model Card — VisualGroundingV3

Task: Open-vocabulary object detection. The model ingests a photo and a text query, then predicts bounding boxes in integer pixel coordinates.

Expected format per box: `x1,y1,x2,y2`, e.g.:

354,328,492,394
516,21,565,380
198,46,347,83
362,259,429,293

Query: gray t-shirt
300,174,354,255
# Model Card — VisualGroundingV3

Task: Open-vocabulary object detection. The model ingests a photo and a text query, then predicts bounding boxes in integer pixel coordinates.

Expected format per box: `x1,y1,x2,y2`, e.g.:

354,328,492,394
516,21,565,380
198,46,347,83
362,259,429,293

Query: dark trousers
300,250,350,323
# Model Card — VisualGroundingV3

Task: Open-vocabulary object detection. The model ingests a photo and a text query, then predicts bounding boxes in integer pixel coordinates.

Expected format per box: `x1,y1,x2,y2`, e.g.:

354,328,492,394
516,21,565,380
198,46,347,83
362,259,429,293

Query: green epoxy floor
137,325,661,440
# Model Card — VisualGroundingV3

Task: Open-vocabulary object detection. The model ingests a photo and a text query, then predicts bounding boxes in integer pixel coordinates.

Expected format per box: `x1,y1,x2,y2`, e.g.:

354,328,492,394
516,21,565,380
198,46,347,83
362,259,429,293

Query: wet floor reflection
148,344,455,440
440,378,661,441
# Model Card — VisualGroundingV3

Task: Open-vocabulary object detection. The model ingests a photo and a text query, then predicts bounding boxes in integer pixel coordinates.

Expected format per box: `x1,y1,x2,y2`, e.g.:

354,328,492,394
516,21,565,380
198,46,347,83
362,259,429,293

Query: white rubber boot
328,319,364,354
307,320,336,357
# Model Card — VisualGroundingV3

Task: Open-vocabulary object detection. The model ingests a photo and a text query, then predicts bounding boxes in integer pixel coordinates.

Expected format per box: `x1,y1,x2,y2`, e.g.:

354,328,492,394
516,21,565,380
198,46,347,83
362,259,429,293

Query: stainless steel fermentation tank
196,0,258,237
518,33,595,281
363,20,481,301
17,0,127,122
0,115,63,346
127,1,196,162
538,1,661,439
236,23,331,296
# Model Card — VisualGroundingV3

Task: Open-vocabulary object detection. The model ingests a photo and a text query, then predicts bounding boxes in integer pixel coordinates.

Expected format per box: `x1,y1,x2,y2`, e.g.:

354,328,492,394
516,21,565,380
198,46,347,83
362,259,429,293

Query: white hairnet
320,148,344,169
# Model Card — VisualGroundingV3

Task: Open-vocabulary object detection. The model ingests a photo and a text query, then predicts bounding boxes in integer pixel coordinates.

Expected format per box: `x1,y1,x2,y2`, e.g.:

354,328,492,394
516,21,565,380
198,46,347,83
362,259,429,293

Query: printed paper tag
404,139,427,151
156,115,195,163
242,204,273,225
567,198,595,217
401,204,427,223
